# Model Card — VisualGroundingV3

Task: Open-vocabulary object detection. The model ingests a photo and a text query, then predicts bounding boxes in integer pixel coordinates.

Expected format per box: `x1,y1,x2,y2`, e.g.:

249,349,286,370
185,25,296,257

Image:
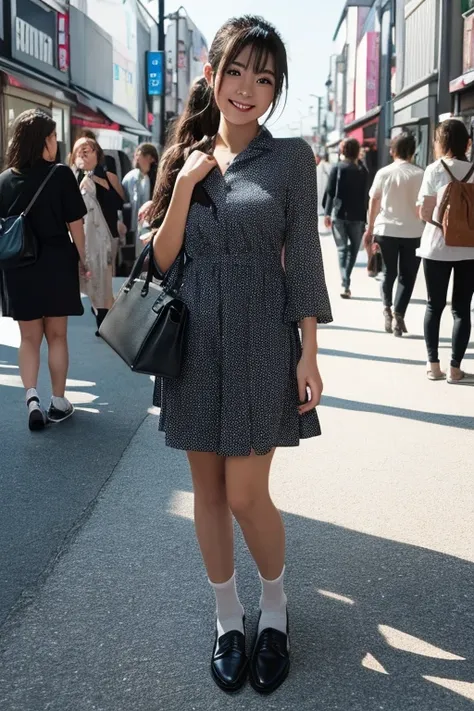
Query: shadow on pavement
319,348,425,367
0,419,472,711
321,395,474,429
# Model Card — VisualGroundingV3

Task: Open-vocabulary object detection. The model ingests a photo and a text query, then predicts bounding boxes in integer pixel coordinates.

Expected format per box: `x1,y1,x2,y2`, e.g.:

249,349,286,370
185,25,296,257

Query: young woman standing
418,119,474,383
0,110,88,428
147,16,332,694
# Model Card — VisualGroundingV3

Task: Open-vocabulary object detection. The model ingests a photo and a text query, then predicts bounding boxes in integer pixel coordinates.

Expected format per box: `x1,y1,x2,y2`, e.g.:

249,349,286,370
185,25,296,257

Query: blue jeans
332,219,365,290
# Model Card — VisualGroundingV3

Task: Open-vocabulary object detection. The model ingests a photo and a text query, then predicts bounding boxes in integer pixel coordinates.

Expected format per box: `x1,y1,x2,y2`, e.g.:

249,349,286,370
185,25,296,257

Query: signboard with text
147,51,163,96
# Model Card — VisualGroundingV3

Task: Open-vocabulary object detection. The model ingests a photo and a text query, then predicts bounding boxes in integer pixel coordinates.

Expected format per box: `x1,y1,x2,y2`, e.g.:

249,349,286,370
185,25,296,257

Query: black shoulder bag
99,240,188,378
0,164,59,270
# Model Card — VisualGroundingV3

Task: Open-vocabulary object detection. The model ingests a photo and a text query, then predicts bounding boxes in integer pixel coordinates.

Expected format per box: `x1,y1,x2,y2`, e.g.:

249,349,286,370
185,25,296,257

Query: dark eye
257,77,272,85
227,69,240,76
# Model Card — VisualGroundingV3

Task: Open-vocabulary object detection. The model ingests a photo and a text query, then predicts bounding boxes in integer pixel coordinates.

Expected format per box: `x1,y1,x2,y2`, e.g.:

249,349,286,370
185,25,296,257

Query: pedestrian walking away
0,109,89,429
418,119,474,384
122,143,159,257
363,132,424,336
323,138,369,299
71,137,124,336
316,152,331,217
144,15,332,695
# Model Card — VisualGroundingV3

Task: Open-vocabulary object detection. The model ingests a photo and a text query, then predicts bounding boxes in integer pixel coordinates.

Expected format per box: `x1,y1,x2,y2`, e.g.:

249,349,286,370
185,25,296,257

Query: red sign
57,12,69,73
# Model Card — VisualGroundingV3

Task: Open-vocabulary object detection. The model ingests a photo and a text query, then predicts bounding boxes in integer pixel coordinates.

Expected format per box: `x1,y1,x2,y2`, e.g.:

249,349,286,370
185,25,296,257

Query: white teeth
231,100,252,110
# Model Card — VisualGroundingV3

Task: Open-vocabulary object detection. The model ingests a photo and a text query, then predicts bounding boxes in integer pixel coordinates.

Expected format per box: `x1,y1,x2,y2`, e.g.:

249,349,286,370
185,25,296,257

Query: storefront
69,4,151,164
450,9,474,159
391,75,438,168
0,0,73,162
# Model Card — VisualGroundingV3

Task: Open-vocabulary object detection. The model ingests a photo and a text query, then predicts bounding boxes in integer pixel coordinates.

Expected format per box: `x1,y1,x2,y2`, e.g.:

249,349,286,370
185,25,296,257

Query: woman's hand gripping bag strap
99,239,188,378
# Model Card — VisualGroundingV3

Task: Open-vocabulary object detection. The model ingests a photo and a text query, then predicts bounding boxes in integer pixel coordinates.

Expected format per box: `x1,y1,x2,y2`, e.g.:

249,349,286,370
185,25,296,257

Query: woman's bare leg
187,451,234,583
44,316,69,397
18,319,44,390
225,449,285,580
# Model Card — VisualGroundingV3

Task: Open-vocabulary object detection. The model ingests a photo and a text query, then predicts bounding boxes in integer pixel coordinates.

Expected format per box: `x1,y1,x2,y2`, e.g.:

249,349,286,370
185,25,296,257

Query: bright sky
167,0,346,137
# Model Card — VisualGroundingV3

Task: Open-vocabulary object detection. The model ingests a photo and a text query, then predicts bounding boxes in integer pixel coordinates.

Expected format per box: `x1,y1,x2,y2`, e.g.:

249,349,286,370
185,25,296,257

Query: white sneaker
27,399,47,431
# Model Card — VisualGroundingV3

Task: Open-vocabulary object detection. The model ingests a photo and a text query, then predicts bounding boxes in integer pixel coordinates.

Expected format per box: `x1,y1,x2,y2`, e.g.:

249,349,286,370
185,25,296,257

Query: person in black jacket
324,138,369,298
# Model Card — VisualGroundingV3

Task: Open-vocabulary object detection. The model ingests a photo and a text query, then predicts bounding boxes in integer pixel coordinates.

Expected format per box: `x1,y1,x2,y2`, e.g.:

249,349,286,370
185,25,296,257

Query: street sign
147,51,164,96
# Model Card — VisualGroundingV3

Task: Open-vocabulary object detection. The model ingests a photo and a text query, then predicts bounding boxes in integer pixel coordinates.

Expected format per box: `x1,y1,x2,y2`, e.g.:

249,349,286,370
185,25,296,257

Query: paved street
0,230,473,711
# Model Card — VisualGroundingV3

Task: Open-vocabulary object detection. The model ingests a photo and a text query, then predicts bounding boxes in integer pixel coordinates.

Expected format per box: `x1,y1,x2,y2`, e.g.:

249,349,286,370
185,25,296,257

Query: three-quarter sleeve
59,165,87,224
284,139,333,324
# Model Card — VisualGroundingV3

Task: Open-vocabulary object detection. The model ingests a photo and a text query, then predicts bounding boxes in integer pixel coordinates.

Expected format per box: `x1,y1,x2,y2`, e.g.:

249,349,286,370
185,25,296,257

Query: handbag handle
123,237,185,296
23,164,60,216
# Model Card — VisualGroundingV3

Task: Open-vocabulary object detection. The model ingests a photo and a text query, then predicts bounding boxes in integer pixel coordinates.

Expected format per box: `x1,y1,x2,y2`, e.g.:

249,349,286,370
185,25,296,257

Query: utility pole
158,0,166,148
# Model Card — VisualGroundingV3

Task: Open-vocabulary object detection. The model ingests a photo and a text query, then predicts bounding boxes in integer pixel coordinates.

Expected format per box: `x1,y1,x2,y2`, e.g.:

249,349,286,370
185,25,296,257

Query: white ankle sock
258,566,288,635
51,395,70,411
209,572,244,639
26,387,39,404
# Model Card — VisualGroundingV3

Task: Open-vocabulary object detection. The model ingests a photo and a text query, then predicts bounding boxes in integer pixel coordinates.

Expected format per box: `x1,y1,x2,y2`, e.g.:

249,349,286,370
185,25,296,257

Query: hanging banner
147,51,163,96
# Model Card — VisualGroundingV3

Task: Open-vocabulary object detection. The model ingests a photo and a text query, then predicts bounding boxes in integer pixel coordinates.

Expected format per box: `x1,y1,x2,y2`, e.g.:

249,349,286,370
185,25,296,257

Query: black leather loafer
211,626,248,693
249,615,290,694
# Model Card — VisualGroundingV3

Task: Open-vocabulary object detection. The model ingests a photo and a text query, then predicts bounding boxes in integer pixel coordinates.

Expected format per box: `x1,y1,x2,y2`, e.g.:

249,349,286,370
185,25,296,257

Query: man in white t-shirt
363,133,424,336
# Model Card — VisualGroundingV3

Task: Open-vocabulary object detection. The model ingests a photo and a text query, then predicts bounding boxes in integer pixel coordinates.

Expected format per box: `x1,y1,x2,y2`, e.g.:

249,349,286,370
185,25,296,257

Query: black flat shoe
249,613,290,694
211,623,248,693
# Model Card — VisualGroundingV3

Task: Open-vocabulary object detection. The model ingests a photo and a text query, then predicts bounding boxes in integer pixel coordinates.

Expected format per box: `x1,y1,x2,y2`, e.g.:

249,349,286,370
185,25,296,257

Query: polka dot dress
155,127,333,457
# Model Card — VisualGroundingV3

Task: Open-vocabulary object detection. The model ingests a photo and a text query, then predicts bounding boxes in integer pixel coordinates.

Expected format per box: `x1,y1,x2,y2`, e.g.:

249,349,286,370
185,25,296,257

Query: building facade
326,0,467,171
0,0,208,166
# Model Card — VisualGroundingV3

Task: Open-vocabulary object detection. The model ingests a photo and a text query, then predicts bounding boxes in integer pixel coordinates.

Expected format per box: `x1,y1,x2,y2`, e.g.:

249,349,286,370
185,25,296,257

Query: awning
0,58,76,105
74,88,151,137
343,106,381,133
450,71,474,93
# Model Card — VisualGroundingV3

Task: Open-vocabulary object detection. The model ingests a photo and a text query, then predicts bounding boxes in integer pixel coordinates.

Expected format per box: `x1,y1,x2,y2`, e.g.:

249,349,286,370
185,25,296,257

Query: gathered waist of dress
188,251,284,270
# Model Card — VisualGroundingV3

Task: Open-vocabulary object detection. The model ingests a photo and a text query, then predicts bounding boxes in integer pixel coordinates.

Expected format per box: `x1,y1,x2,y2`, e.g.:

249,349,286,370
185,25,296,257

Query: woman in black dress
71,137,124,334
0,109,88,430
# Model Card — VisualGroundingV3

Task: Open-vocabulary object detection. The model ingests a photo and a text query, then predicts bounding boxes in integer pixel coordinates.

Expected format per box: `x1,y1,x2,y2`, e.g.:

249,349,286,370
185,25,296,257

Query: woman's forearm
299,317,318,359
68,219,87,264
153,176,195,272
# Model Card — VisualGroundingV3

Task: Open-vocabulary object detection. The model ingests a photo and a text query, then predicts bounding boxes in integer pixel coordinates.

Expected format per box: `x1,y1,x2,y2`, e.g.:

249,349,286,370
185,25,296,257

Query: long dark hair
150,15,288,226
6,109,56,172
435,119,470,160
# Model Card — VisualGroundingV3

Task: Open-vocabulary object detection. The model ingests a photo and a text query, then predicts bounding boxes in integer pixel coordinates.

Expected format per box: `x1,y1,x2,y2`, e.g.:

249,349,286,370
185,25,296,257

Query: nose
238,75,253,99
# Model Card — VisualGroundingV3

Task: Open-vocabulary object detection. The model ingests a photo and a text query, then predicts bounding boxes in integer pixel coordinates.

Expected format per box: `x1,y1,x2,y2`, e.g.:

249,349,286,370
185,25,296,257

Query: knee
227,489,262,522
451,304,469,321
193,479,228,509
44,328,67,345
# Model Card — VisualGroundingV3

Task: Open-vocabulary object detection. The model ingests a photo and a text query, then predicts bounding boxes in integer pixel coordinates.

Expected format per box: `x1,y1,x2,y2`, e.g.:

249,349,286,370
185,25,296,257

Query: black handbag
0,164,59,270
99,242,188,378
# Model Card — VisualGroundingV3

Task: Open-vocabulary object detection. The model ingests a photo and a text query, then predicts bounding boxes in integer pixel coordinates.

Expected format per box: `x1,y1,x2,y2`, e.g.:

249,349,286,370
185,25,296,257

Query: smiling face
205,44,276,126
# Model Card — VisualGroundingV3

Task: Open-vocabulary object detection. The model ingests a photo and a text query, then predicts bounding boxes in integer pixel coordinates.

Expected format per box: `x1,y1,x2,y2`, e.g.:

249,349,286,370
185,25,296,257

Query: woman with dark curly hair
0,109,88,429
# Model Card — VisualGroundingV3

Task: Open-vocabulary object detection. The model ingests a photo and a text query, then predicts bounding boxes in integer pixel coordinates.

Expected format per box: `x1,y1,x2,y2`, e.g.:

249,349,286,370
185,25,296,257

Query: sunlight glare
379,625,465,660
362,653,389,675
317,589,355,605
168,490,194,521
423,677,474,701
65,391,98,405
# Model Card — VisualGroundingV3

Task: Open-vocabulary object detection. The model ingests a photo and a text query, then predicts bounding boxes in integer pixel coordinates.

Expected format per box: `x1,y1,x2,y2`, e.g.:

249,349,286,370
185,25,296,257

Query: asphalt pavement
0,231,473,710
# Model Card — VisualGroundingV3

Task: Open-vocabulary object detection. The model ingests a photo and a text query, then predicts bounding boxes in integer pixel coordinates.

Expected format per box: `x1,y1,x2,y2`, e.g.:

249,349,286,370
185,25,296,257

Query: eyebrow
231,60,275,77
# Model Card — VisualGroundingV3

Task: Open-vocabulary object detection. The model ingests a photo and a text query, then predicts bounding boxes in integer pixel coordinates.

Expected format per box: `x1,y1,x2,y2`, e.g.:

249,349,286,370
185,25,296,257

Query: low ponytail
150,77,220,227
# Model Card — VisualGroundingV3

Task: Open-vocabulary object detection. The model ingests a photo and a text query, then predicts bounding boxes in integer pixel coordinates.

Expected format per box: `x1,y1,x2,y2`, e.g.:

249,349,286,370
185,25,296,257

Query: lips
229,99,254,112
